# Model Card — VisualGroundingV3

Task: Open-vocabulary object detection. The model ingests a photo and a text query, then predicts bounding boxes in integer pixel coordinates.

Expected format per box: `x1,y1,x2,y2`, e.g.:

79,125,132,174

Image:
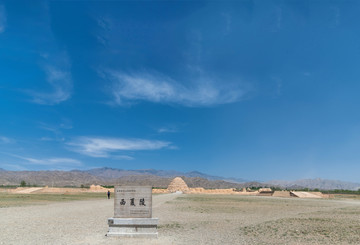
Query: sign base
107,218,158,238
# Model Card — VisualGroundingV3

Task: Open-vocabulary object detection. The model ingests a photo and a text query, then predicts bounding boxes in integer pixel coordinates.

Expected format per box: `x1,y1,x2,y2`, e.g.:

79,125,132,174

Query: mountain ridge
81,167,248,183
0,167,359,190
266,178,360,191
0,169,258,189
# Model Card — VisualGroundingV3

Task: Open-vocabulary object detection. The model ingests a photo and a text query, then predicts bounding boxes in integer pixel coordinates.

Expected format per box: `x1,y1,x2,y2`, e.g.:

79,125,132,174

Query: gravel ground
0,194,359,245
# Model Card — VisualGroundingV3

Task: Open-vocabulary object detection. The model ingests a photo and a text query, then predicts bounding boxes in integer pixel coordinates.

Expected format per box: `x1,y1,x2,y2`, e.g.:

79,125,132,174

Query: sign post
107,186,158,238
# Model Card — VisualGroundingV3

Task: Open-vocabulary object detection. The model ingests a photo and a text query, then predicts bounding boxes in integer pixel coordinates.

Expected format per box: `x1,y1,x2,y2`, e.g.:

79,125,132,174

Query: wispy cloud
112,155,134,160
10,154,82,167
331,6,340,27
269,6,283,32
0,164,28,171
38,120,72,141
221,12,232,35
0,5,6,33
67,136,173,158
101,70,245,107
40,137,54,141
276,7,282,30
95,16,112,47
24,157,82,166
39,120,72,132
30,66,73,105
0,136,15,144
271,76,282,97
19,3,73,105
157,126,178,133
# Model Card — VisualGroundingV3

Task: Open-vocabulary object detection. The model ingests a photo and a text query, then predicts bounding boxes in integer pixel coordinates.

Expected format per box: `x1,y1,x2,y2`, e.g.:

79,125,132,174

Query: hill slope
83,167,247,183
0,167,359,190
267,178,360,191
0,168,252,188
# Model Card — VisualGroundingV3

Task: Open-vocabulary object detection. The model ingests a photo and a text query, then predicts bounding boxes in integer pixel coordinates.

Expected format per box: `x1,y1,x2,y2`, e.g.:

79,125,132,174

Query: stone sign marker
114,186,152,218
107,186,158,238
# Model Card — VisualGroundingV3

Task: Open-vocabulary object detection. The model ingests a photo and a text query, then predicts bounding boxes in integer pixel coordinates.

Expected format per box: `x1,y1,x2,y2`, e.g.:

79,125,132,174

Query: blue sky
1,0,360,182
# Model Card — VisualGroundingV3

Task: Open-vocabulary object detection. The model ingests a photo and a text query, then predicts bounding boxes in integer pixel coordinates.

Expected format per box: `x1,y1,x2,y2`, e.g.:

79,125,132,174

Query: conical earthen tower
167,177,189,193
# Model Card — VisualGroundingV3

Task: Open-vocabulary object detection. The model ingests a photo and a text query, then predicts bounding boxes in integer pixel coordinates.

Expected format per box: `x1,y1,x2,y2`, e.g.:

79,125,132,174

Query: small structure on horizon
167,177,189,193
290,191,322,198
258,188,273,196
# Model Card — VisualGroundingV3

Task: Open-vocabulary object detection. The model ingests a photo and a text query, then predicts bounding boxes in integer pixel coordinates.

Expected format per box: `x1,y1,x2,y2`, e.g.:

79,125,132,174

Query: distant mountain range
266,178,360,191
0,167,359,190
0,167,254,189
82,167,248,183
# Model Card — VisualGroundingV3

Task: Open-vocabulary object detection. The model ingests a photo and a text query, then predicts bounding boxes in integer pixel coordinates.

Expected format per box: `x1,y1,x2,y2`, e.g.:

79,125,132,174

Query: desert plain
0,191,359,245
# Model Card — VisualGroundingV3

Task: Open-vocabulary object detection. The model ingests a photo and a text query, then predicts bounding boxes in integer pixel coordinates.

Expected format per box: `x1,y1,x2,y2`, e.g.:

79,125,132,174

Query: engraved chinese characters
114,186,152,218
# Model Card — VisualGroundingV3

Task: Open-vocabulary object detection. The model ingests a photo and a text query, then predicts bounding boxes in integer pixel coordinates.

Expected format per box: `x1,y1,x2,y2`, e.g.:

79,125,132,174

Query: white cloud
221,12,232,35
276,7,282,30
0,164,27,171
40,137,54,141
19,4,73,105
67,137,173,158
38,120,72,141
95,16,112,46
157,126,178,133
6,154,83,168
14,155,82,166
271,76,282,96
102,70,245,107
113,155,134,160
0,5,6,33
0,136,14,144
23,157,82,166
332,6,340,27
30,66,73,105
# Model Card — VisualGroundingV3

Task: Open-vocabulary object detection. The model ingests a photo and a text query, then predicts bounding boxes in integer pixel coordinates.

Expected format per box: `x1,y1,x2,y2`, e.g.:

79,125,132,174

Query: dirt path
0,193,180,245
153,192,181,208
0,194,359,245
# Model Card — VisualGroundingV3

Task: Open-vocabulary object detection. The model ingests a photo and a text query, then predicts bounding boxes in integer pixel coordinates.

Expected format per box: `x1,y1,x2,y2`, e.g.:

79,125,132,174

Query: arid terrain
0,192,359,244
1,168,359,190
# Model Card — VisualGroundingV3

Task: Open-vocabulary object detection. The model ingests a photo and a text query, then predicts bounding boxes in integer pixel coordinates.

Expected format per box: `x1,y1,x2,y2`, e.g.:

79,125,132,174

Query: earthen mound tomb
167,177,189,193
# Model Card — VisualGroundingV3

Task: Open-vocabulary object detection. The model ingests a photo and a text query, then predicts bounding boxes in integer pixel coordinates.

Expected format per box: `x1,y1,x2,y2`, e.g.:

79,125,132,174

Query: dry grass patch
242,212,360,244
0,192,107,208
158,194,360,244
334,194,360,200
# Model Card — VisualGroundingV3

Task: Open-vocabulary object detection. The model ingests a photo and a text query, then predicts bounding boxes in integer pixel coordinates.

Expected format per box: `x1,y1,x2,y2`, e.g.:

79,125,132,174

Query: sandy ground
0,194,359,245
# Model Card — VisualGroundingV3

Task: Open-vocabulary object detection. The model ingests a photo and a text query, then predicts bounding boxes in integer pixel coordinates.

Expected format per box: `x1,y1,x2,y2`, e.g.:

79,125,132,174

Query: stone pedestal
107,186,158,238
107,218,158,238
